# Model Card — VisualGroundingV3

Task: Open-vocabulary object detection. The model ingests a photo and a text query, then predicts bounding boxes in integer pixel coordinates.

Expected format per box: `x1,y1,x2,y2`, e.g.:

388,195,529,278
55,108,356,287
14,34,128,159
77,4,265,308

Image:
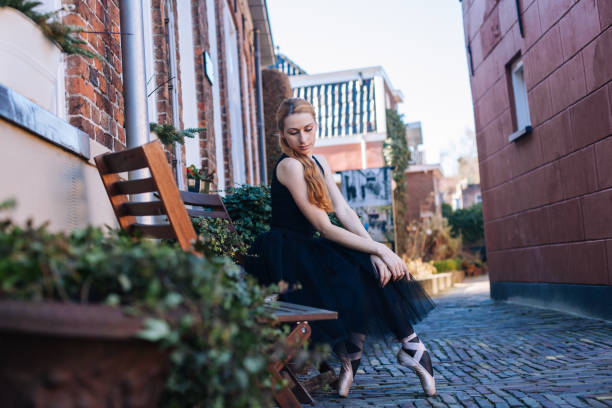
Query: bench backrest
179,190,237,234
94,141,197,251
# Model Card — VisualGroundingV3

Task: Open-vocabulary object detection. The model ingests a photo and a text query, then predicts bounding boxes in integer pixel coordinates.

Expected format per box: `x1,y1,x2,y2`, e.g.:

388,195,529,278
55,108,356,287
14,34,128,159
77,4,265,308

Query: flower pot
0,300,169,407
0,7,63,115
187,177,200,192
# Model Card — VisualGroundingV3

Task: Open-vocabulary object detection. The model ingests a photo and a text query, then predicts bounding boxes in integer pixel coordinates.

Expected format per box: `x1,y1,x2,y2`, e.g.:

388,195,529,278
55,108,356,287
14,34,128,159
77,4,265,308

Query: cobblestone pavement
307,275,612,407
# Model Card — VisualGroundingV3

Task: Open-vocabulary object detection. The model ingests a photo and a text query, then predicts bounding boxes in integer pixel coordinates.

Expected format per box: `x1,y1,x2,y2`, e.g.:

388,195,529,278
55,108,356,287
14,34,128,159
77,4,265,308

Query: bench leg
271,367,302,408
285,365,316,405
270,322,312,408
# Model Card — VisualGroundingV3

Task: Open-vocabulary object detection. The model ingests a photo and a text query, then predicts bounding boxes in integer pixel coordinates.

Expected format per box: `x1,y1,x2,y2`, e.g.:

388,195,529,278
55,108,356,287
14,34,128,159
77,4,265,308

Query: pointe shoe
397,334,436,396
337,359,353,398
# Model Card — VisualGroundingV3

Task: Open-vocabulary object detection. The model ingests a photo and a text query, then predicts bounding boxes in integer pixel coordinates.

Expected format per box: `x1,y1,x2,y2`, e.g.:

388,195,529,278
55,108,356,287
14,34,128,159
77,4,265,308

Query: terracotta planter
0,7,64,116
0,300,169,408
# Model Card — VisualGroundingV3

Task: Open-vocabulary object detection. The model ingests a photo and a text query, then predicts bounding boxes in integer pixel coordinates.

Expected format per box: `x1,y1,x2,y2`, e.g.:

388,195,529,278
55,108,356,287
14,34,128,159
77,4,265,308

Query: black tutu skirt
245,226,436,347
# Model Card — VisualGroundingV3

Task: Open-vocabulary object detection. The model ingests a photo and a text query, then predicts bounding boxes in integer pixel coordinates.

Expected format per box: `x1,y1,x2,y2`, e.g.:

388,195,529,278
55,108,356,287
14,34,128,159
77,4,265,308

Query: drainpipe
253,28,267,185
119,0,150,174
166,0,184,189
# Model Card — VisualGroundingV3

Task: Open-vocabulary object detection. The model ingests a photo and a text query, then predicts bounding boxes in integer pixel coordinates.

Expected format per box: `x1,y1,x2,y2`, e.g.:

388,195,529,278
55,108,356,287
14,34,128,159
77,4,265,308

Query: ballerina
246,97,436,397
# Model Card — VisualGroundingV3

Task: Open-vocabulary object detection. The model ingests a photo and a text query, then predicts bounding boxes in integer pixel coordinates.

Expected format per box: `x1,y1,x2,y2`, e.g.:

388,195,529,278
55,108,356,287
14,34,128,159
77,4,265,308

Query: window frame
506,54,532,142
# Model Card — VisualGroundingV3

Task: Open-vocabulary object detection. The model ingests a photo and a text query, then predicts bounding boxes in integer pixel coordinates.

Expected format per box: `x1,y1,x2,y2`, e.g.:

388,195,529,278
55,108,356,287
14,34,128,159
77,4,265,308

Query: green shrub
192,217,247,260
221,185,272,248
0,213,300,407
445,203,484,244
432,258,463,273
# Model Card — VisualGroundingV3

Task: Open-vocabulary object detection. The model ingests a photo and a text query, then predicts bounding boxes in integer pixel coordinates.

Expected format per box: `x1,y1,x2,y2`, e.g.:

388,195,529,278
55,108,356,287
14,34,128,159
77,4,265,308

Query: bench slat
128,223,176,239
99,147,148,174
120,201,166,216
265,302,337,323
180,191,224,207
112,178,157,195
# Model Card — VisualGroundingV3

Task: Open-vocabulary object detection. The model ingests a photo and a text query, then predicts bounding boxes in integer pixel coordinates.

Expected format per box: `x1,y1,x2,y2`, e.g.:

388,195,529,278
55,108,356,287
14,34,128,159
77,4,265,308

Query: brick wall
215,0,262,187
61,0,264,190
62,0,125,152
404,171,439,222
462,0,612,285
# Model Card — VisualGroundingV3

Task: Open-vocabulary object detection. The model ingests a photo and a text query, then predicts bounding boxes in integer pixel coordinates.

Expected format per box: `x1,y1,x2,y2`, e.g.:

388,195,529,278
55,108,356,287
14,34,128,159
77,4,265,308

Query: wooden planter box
0,300,169,407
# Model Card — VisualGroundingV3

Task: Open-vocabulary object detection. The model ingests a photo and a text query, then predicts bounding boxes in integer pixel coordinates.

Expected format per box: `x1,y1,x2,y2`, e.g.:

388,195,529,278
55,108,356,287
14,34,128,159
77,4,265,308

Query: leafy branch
150,123,205,146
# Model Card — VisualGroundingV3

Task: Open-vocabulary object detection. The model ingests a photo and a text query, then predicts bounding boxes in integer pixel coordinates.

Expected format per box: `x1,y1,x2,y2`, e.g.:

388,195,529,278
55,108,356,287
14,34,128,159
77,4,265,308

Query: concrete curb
417,270,465,296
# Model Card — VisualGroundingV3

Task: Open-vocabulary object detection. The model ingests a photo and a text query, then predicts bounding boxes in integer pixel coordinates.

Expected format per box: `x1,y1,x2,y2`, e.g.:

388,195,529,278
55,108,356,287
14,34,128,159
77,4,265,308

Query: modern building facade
0,0,274,231
461,0,612,318
272,57,404,173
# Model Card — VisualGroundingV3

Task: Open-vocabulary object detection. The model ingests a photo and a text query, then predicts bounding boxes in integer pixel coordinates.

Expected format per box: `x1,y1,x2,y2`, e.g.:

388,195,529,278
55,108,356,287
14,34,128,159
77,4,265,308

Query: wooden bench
95,140,337,407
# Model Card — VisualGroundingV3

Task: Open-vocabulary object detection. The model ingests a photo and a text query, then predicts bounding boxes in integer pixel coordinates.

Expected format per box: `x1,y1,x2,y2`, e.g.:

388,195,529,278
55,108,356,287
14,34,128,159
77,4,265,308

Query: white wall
35,0,66,119
177,0,200,167
374,76,387,134
207,0,225,193
241,55,254,184
223,3,246,186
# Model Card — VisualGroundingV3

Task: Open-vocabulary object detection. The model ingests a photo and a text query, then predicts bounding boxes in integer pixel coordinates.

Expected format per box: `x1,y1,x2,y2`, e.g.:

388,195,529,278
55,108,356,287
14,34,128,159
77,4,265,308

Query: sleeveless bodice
270,154,325,235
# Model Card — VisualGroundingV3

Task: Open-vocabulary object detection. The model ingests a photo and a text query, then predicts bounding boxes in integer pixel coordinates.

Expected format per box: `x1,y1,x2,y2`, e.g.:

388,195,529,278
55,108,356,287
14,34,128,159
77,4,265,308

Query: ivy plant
0,205,326,407
222,184,273,248
383,109,411,255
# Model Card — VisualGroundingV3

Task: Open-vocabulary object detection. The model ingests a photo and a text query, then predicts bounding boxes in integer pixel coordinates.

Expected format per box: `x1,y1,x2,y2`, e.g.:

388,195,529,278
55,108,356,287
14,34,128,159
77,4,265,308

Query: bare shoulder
277,156,303,173
276,156,304,184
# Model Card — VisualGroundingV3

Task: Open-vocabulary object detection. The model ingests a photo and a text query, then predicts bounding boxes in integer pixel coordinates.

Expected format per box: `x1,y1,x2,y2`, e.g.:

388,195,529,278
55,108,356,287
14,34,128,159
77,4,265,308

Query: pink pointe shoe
337,358,353,397
397,333,436,396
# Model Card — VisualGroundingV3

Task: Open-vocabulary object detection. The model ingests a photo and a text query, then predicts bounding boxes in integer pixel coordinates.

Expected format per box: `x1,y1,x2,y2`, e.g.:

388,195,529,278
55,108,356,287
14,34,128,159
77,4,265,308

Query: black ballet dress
245,154,435,353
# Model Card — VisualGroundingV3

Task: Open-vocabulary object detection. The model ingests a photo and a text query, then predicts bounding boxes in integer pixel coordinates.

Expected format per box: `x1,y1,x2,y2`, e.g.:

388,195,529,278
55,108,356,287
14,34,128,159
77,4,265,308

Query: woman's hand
376,244,409,282
370,254,392,287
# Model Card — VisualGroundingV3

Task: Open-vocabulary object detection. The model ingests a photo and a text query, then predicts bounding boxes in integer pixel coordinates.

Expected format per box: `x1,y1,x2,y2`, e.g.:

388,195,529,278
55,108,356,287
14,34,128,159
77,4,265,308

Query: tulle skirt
245,227,435,347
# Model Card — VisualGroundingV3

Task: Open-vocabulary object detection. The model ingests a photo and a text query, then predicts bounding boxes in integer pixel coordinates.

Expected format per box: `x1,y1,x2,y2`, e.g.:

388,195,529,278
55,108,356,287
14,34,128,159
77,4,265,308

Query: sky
266,0,476,176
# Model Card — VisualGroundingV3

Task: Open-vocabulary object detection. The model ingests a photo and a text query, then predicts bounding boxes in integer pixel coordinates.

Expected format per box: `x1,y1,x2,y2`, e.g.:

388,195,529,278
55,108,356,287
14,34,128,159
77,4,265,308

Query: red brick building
404,165,444,222
461,0,611,319
0,0,274,230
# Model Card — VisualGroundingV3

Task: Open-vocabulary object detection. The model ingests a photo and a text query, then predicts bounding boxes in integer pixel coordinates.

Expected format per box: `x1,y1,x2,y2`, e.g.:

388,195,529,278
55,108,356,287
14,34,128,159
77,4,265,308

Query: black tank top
270,154,325,235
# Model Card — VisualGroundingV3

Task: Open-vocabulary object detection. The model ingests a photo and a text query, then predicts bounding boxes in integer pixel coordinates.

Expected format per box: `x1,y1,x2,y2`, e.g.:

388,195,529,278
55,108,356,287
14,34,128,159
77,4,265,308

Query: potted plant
186,164,215,193
0,201,303,407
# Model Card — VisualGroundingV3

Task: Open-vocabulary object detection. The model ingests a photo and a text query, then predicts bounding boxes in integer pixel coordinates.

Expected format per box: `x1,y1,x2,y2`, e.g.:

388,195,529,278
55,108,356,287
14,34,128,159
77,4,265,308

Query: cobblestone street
310,275,612,407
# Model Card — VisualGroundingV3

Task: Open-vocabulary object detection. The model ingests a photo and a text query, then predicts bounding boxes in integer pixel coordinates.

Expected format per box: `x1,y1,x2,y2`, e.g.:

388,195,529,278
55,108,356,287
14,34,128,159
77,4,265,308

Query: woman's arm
314,154,371,240
277,157,407,281
315,154,403,283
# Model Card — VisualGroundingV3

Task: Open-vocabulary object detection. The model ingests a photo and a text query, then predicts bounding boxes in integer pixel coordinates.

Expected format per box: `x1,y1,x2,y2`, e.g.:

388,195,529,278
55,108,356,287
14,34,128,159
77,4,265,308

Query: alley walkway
309,275,612,407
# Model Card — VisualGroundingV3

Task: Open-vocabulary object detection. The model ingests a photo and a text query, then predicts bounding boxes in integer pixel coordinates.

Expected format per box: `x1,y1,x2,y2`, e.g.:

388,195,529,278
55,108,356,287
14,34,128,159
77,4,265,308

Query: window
507,57,532,142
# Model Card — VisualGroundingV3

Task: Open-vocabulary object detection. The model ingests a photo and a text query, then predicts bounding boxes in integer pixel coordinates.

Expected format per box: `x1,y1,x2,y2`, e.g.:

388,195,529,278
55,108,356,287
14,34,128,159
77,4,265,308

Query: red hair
276,98,333,213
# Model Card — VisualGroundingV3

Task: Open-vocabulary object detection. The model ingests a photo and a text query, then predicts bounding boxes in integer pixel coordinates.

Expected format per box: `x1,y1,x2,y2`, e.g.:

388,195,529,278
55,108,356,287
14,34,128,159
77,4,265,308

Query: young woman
246,98,436,397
